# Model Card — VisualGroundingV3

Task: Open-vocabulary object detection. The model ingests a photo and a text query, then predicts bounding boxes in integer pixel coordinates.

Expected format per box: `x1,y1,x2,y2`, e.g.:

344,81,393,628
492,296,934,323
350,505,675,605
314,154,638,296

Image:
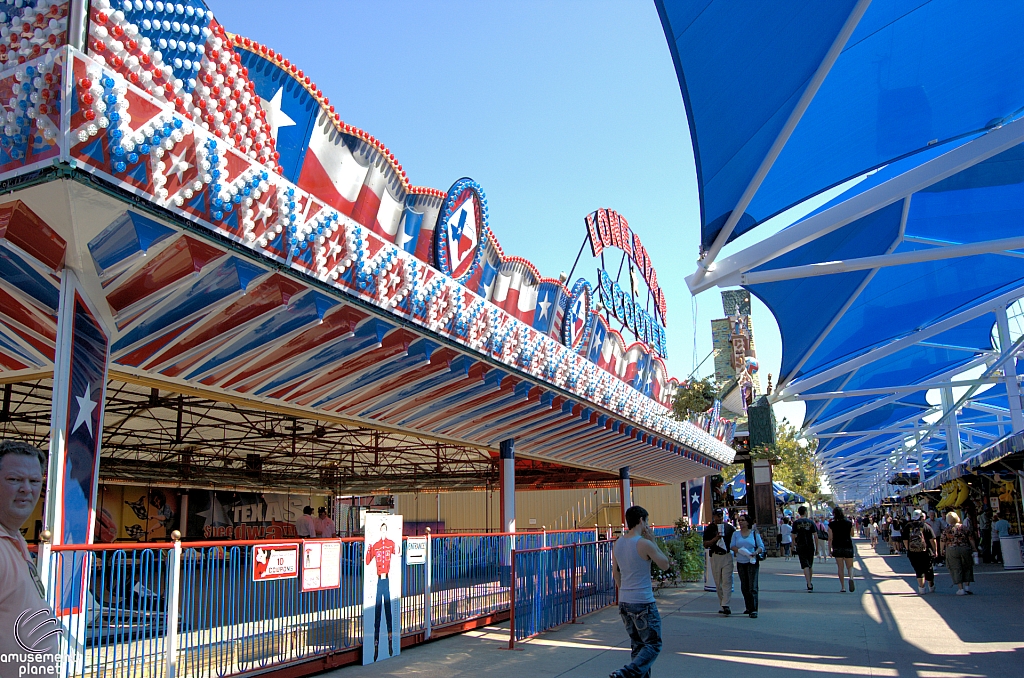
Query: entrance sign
406,536,427,565
585,208,667,324
363,514,403,664
252,543,299,582
301,540,342,591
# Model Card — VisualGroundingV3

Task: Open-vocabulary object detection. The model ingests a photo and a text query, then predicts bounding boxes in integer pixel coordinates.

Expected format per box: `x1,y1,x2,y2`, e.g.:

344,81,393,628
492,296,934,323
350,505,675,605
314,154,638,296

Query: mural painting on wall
187,490,327,540
92,485,180,543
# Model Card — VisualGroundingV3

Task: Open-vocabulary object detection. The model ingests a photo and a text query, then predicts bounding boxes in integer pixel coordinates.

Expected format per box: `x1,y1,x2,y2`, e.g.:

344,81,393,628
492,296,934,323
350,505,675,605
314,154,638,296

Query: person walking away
816,517,830,562
943,512,976,595
828,507,857,592
926,510,946,566
0,441,60,675
780,517,793,561
611,505,670,678
978,506,992,563
991,512,1010,564
904,509,938,594
890,518,902,555
792,506,818,592
315,506,336,538
703,508,736,614
295,505,316,538
869,520,879,549
730,513,764,618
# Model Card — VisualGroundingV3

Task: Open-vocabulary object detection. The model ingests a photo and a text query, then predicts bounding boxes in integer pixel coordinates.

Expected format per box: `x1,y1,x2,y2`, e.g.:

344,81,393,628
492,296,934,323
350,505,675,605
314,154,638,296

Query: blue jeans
374,577,393,642
617,602,662,677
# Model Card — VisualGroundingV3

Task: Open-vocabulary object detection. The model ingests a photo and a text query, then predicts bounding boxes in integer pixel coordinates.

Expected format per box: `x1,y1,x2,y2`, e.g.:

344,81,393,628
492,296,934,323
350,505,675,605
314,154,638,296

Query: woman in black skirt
828,507,856,592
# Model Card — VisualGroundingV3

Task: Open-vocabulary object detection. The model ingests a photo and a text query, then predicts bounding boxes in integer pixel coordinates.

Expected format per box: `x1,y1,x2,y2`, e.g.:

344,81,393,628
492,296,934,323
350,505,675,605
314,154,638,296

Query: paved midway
326,539,1023,677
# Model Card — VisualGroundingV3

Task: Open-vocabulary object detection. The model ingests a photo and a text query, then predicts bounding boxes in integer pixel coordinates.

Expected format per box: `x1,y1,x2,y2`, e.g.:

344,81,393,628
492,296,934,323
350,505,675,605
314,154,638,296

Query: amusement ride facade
0,0,733,674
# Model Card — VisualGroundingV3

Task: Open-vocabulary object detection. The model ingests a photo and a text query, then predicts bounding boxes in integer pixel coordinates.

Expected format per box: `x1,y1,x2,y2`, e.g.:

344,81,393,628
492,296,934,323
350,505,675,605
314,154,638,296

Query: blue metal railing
508,540,616,645
40,528,600,677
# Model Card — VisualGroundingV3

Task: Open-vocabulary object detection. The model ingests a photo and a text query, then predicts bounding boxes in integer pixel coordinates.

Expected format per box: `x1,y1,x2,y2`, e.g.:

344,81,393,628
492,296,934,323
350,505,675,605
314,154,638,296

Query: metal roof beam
691,115,1024,295
740,233,1024,285
776,296,1014,398
785,377,999,400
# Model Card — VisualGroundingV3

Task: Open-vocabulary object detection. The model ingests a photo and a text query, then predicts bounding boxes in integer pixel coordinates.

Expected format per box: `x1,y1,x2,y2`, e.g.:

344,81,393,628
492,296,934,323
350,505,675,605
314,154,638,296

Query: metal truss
0,379,626,494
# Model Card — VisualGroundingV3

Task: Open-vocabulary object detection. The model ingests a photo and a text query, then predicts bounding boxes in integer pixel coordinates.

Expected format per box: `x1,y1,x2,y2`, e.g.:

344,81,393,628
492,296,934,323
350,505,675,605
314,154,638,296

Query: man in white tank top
610,505,670,678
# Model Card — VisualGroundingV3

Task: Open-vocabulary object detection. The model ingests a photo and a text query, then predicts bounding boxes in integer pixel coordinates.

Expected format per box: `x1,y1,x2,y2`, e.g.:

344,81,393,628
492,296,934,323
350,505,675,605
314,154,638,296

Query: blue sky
212,0,803,425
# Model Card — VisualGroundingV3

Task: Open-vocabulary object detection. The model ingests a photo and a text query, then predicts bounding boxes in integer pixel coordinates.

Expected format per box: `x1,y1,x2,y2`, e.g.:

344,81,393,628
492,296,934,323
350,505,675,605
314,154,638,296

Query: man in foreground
792,505,818,591
703,507,735,614
611,505,670,678
0,440,60,673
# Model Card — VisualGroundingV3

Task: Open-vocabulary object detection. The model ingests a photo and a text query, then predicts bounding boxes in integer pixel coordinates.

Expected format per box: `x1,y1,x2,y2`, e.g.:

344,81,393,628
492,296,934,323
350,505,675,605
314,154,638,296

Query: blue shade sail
659,0,1024,251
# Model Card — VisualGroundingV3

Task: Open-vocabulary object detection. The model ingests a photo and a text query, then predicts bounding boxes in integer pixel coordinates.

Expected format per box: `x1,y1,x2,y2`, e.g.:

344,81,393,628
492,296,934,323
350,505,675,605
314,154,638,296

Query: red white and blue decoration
435,178,486,283
562,278,592,351
0,0,737,483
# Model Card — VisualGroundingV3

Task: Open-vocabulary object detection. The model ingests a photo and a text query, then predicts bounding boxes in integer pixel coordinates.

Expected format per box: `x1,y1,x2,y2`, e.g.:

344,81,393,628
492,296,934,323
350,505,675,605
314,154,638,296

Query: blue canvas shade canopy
659,0,1024,502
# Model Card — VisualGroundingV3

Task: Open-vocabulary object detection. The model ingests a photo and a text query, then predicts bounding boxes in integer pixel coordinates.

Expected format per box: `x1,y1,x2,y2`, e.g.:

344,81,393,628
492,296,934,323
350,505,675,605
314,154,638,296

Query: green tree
672,376,716,421
769,420,821,500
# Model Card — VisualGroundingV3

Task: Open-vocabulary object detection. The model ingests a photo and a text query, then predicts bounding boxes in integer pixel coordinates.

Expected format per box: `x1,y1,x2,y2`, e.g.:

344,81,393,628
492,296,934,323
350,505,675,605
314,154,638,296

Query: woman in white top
869,521,879,548
731,514,765,618
780,517,793,561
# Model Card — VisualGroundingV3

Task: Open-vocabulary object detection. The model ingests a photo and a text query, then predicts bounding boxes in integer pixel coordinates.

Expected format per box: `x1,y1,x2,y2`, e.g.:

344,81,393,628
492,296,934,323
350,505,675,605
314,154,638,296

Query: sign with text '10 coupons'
252,543,299,582
363,514,403,665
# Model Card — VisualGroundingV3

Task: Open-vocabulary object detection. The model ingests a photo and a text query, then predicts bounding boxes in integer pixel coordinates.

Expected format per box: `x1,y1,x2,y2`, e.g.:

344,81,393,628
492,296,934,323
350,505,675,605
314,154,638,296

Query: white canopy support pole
741,233,1024,285
690,0,872,287
689,115,1024,294
995,305,1024,432
940,387,963,465
776,203,907,393
775,290,1024,398
787,377,1001,400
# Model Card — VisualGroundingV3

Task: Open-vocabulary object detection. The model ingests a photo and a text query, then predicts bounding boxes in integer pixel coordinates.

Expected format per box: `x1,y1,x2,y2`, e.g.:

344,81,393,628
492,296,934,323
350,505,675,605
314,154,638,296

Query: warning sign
302,539,342,591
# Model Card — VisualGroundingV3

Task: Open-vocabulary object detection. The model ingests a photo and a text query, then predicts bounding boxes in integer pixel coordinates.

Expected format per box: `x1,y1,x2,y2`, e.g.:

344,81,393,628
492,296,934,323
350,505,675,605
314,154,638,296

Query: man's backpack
907,523,927,553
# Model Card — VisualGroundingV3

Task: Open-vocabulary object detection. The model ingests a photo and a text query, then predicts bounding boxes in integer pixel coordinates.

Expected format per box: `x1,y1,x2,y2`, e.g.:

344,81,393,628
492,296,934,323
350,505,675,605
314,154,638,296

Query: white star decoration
260,87,296,142
691,491,700,504
482,277,495,300
167,148,192,184
394,225,415,250
72,382,97,438
537,295,552,321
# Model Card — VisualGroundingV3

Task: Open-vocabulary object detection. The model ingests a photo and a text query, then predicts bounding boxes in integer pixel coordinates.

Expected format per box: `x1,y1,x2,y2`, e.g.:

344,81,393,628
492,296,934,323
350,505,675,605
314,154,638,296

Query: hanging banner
687,478,705,527
252,543,300,582
43,270,110,616
363,513,403,665
301,539,342,592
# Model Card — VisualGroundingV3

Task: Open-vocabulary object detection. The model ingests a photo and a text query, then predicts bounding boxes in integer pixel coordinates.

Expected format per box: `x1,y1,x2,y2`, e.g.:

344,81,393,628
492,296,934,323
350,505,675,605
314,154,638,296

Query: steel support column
619,466,632,528
940,388,963,465
499,439,515,533
995,306,1024,432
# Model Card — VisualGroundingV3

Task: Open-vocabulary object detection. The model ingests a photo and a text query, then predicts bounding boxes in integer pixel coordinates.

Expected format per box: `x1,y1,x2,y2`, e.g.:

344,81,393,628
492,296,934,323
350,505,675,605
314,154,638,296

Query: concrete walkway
326,539,1024,677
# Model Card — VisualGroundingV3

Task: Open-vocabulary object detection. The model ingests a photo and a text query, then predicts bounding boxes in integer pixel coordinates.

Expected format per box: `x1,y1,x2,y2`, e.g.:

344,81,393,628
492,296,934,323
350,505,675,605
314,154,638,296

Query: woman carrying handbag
731,513,765,618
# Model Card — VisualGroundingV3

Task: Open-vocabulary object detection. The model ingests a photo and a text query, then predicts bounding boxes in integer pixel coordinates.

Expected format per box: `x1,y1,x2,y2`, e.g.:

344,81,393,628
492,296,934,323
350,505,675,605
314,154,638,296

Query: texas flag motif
445,192,479,277
687,479,704,526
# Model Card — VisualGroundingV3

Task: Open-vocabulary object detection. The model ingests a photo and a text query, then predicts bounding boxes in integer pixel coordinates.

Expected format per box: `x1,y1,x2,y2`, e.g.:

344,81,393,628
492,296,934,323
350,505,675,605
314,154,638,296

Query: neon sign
585,208,667,325
597,269,667,358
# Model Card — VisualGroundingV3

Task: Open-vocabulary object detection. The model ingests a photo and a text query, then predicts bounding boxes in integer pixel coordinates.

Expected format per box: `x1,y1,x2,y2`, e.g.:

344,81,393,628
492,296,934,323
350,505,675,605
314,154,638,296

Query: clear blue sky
212,0,803,425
